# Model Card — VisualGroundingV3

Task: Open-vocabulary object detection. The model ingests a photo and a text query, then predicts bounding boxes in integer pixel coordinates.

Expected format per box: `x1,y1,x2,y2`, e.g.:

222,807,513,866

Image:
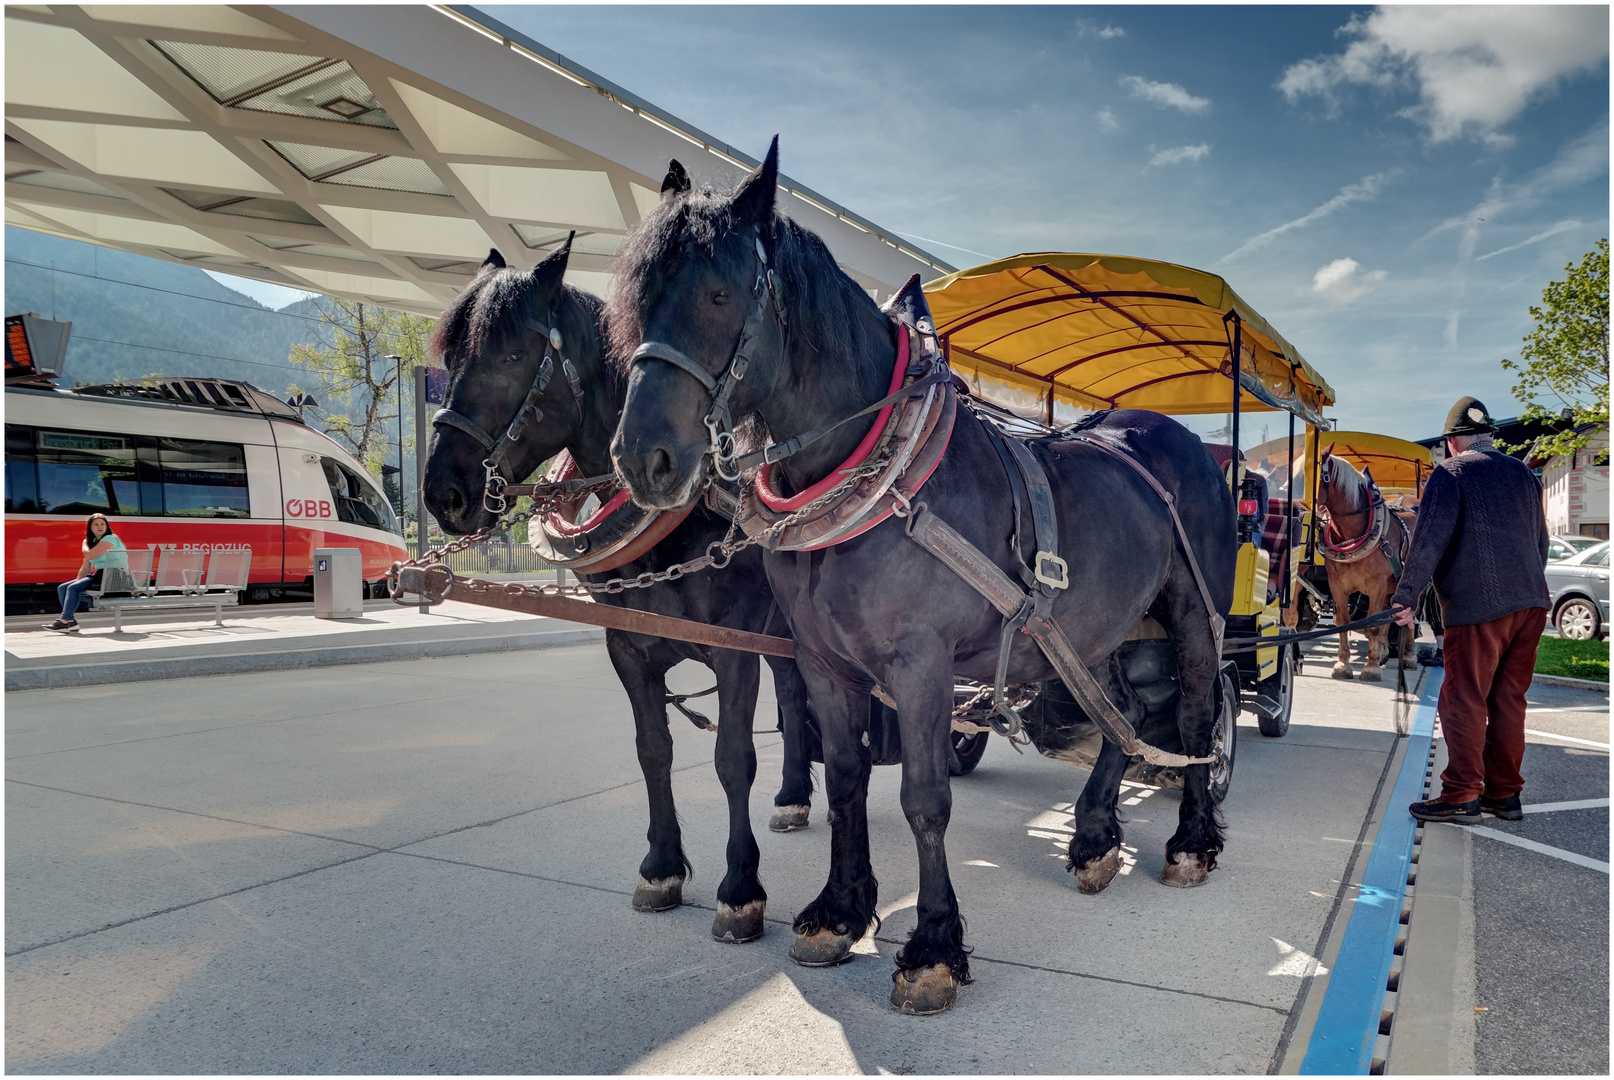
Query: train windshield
320,458,399,534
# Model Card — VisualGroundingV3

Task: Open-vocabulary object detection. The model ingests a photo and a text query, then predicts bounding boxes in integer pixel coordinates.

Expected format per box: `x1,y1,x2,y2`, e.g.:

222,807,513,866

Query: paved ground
7,633,1423,1074
1469,682,1609,1076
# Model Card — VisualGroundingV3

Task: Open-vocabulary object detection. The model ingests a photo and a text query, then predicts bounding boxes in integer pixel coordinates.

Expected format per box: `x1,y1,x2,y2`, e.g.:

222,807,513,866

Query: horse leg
1330,578,1355,679
888,647,970,1014
1067,652,1145,894
765,655,815,832
606,631,689,912
1161,563,1226,887
1360,582,1387,682
709,648,768,943
788,666,877,970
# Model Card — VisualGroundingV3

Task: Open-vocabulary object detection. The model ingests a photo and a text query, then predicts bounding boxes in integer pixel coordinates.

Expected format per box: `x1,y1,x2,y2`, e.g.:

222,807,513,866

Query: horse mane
1326,453,1369,506
431,268,621,403
607,183,889,377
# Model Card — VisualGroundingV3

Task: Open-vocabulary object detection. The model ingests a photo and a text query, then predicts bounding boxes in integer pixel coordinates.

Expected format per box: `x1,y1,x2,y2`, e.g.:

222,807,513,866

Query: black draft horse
608,143,1235,1013
422,240,823,945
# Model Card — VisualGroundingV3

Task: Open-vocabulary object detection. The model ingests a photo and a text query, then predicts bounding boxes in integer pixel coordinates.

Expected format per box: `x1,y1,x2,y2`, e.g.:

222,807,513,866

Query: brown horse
1316,446,1415,681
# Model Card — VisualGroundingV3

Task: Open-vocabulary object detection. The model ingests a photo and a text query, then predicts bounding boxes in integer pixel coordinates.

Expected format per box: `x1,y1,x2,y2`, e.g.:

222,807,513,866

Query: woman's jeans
58,576,94,621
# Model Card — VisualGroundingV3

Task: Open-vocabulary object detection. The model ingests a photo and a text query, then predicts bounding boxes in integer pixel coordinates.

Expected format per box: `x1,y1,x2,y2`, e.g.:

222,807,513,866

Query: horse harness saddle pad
531,452,694,573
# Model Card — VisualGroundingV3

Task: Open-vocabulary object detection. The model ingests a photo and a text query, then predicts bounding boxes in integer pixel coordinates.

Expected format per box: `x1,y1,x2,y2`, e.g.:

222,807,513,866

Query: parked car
1549,533,1603,562
1544,540,1610,640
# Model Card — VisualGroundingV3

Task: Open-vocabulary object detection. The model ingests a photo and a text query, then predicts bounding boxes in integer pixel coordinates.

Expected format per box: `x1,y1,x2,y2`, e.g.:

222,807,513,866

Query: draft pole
414,365,430,614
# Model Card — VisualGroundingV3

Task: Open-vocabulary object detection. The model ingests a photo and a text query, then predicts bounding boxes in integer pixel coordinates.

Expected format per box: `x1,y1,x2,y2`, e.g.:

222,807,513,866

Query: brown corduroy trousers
1436,606,1548,803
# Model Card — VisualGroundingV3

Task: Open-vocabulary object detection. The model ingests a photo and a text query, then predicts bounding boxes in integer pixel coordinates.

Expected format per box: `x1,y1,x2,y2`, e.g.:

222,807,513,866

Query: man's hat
1442,396,1496,438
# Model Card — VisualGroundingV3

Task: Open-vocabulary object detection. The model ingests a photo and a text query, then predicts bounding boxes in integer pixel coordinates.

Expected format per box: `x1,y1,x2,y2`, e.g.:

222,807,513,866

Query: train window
35,429,141,515
5,424,40,513
157,438,249,518
321,457,399,534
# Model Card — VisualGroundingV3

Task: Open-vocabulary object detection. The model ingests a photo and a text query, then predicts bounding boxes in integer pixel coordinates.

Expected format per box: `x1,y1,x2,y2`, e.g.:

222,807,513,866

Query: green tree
1501,239,1609,463
289,299,435,474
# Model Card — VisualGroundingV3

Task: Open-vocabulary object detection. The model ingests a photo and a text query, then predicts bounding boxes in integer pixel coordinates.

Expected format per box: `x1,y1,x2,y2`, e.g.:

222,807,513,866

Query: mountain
4,227,323,395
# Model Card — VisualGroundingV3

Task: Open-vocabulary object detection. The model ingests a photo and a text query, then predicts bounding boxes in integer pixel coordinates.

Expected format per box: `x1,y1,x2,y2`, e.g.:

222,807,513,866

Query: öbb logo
285,499,332,519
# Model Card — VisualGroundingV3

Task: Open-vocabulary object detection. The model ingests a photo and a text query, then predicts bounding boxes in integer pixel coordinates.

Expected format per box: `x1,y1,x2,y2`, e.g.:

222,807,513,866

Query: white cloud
1278,6,1609,143
1121,75,1210,113
1311,258,1387,304
1076,19,1125,40
1219,172,1393,263
1097,107,1120,133
1476,219,1582,261
1149,144,1210,167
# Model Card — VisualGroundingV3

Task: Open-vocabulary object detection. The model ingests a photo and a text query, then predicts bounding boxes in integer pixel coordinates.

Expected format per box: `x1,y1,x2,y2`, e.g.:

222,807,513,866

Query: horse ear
1320,443,1334,463
479,248,506,273
660,159,691,201
730,135,779,228
531,233,573,286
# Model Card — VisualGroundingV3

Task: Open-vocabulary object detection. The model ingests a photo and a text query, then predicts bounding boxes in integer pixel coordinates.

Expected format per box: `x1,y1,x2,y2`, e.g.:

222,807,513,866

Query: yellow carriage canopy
1248,431,1434,502
922,253,1335,429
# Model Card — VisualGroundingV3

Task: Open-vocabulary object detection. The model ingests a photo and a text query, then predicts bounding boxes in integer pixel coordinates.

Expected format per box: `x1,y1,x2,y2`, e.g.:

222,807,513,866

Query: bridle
1317,456,1390,561
630,223,786,482
433,304,585,514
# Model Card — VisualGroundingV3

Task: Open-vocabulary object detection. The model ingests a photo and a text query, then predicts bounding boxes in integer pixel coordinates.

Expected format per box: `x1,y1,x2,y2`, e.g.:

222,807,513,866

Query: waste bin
313,547,363,619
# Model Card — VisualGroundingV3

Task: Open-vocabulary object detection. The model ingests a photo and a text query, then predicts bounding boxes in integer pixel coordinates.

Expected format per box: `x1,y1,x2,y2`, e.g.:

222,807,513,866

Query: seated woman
45,512,127,633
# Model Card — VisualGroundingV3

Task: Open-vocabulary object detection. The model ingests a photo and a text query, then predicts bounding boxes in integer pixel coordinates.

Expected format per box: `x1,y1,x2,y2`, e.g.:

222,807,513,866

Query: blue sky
485,4,1609,443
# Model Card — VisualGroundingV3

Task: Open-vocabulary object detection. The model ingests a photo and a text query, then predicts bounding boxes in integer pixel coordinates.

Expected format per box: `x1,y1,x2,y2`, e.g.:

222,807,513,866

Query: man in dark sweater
1391,396,1550,824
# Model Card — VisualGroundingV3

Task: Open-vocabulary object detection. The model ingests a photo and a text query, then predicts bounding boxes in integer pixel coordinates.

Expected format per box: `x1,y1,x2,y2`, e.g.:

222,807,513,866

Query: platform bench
93,591,239,632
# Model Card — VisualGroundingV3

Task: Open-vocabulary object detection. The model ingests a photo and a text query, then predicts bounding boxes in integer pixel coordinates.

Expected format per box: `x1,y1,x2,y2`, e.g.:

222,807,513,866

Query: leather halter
631,224,785,482
434,308,585,513
1319,460,1396,565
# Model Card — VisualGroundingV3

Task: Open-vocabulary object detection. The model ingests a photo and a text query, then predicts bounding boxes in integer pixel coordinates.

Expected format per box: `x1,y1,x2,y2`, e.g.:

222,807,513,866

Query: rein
434,303,588,514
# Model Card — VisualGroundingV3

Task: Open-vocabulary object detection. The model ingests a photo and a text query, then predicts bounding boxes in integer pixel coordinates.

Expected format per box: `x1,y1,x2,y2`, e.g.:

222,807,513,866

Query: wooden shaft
398,567,794,658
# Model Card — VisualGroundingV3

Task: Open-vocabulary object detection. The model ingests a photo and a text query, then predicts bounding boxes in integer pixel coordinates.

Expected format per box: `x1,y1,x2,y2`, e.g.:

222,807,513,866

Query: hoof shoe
890,964,959,1015
711,899,765,943
789,927,856,967
1331,664,1354,680
1359,667,1384,683
632,875,684,912
769,804,810,832
1160,851,1210,888
1074,846,1122,895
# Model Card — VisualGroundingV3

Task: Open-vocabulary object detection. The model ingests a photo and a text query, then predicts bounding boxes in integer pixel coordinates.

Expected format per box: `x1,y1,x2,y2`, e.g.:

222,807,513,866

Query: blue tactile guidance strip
1300,667,1442,1075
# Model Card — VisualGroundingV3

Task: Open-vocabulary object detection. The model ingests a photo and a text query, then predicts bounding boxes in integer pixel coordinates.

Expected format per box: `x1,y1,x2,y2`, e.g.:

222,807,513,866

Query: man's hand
1391,602,1417,628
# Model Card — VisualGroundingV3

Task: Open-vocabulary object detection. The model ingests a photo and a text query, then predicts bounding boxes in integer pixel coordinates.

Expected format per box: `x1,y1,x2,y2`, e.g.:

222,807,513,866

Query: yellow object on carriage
923,252,1336,737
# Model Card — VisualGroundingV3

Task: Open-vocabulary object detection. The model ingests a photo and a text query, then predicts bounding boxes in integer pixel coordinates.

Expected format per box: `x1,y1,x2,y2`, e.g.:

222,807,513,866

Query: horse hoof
1331,664,1354,680
890,964,959,1015
1074,846,1122,895
1360,668,1383,683
632,875,684,912
1160,852,1210,888
712,899,765,943
789,927,857,967
769,805,810,832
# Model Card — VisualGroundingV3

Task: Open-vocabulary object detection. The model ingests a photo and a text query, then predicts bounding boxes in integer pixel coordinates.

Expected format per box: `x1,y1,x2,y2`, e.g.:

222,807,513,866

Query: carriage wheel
949,730,990,776
1256,644,1296,738
1208,668,1238,804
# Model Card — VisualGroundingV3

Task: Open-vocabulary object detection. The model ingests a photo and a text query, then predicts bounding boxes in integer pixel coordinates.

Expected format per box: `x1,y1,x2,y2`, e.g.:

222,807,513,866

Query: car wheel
1555,597,1601,641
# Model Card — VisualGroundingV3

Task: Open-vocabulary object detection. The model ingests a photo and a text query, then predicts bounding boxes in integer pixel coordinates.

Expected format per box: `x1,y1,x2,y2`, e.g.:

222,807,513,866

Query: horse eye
712,289,730,305
505,351,524,363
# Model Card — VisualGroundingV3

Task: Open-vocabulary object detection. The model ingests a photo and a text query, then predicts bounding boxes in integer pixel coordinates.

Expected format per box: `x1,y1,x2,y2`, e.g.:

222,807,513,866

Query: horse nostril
446,487,464,516
647,447,676,490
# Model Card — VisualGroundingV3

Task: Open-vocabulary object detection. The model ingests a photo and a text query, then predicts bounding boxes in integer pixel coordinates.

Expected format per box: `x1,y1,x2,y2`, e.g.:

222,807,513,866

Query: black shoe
1480,795,1524,821
44,619,79,633
1409,797,1481,824
1422,647,1444,668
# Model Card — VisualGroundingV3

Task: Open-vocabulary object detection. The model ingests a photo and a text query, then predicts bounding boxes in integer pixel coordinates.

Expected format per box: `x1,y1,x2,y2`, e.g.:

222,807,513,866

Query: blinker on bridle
434,308,585,514
631,223,786,482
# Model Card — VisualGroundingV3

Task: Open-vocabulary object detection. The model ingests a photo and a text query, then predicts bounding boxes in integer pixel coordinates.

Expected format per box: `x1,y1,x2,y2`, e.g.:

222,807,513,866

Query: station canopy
4,5,949,318
924,253,1335,429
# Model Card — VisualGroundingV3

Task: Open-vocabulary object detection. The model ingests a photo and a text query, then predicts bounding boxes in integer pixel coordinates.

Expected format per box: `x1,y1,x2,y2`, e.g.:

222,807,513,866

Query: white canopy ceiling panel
447,162,625,231
388,80,570,161
6,19,186,121
9,119,280,193
5,5,948,320
319,204,492,258
564,269,615,298
13,201,242,256
80,5,301,41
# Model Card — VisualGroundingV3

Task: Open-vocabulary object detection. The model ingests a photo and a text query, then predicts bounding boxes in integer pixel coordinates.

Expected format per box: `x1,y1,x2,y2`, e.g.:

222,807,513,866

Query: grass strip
1536,636,1609,682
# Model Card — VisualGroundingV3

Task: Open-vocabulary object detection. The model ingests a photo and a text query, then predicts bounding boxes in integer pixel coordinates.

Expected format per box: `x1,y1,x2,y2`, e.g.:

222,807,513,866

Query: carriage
920,253,1337,771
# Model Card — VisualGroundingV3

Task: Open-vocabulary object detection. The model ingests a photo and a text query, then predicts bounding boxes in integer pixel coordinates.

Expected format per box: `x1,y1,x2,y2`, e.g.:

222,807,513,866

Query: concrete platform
6,634,1434,1074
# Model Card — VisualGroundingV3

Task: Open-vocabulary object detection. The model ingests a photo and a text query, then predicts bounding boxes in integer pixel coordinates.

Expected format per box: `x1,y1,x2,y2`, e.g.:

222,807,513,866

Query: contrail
1217,172,1393,264
1476,219,1581,261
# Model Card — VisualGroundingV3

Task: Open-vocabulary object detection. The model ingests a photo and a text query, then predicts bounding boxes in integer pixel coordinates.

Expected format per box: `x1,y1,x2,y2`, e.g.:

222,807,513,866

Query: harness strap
1065,433,1226,648
736,369,952,476
433,408,499,451
904,504,1214,768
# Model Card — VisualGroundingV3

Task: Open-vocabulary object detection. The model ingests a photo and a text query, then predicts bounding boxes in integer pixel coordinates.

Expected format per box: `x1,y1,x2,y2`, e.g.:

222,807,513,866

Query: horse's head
1317,443,1367,518
424,240,604,534
607,141,800,509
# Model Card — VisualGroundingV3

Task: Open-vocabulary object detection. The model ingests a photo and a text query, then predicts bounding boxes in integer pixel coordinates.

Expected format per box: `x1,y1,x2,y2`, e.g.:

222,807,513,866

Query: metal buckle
1034,551,1069,590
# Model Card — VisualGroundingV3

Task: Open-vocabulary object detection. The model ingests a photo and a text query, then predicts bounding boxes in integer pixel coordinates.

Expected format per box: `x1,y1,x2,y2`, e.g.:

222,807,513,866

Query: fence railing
425,539,557,576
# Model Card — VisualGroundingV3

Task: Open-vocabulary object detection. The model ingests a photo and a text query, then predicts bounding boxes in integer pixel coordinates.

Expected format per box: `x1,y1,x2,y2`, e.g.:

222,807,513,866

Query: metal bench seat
91,547,251,631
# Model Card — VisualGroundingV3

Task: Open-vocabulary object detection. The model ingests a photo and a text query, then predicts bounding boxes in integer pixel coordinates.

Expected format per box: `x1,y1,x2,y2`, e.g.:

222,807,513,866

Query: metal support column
414,365,429,614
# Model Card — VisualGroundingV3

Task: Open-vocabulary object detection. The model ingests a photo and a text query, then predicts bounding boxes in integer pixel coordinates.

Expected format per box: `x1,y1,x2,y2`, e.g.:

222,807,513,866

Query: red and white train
5,377,408,613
